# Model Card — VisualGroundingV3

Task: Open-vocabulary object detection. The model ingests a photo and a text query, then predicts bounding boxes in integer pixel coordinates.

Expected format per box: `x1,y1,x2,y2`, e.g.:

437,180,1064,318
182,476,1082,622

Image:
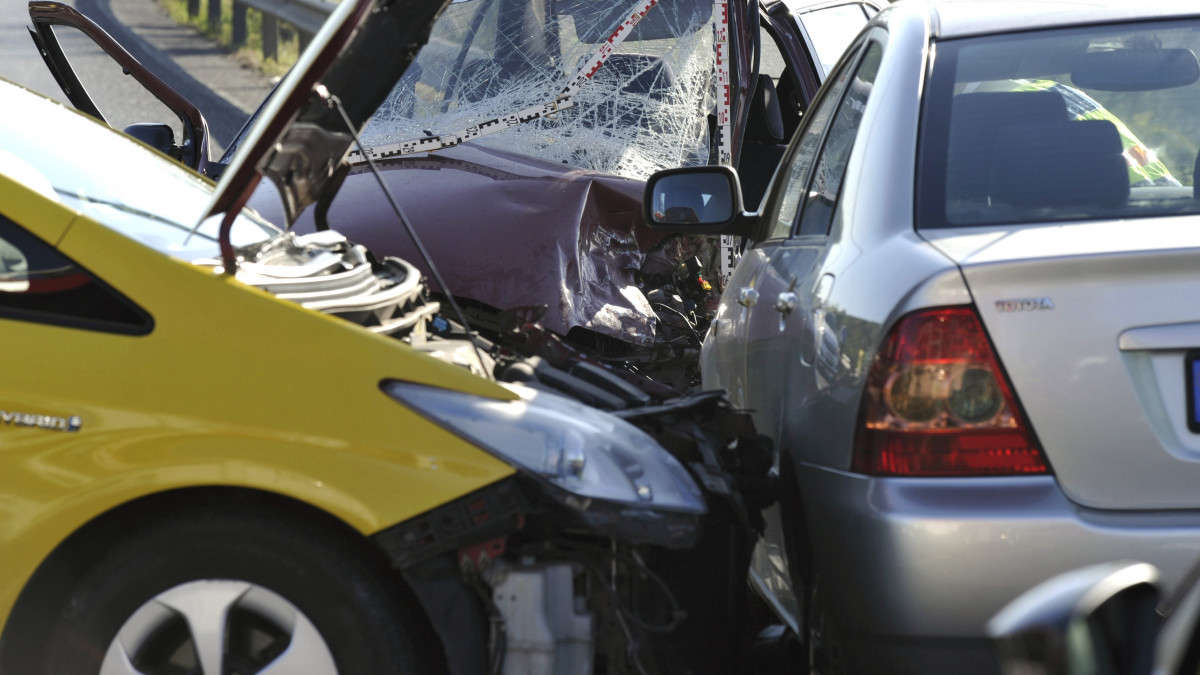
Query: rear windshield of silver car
917,19,1200,229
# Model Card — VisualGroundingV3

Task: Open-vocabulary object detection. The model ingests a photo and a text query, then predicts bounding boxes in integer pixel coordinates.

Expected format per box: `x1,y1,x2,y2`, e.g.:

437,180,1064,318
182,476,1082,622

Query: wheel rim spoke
256,612,339,675
154,580,252,675
98,639,146,675
103,579,339,675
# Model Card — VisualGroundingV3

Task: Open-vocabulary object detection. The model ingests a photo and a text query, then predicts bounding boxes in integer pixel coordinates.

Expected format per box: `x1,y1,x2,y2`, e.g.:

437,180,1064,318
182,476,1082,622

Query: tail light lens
852,307,1048,476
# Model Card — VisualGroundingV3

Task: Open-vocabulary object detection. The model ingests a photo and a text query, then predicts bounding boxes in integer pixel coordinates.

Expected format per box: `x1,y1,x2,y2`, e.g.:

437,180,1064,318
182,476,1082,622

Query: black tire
775,452,845,675
806,578,846,675
30,506,437,675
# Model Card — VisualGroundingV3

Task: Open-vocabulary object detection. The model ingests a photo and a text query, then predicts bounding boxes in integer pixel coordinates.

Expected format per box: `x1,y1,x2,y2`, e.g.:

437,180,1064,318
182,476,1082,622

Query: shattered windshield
360,0,717,180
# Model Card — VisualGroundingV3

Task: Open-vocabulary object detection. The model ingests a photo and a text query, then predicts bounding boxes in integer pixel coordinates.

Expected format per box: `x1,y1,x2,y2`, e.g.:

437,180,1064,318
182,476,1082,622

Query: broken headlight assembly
383,380,706,546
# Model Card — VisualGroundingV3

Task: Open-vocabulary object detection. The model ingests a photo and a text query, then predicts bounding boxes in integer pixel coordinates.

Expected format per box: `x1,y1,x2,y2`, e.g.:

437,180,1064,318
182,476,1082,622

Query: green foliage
155,0,301,77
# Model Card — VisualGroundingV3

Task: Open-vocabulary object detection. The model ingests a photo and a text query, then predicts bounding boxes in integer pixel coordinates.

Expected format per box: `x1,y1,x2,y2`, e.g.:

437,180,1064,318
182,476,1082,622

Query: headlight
383,380,706,515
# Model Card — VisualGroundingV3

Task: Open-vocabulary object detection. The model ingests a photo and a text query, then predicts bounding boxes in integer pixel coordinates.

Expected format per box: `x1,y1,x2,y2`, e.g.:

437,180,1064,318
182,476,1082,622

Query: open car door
28,1,210,174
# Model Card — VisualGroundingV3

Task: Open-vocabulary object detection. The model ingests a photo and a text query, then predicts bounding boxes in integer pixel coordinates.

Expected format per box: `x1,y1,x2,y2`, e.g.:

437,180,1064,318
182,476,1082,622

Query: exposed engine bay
233,229,773,675
249,0,738,392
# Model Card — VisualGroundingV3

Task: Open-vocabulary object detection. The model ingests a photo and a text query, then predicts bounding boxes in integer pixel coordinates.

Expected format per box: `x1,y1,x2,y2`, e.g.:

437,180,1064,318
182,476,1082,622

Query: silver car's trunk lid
923,217,1200,510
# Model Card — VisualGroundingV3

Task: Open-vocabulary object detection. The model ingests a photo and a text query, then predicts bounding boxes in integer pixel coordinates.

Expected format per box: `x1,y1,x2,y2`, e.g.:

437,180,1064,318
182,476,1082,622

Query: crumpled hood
249,143,668,345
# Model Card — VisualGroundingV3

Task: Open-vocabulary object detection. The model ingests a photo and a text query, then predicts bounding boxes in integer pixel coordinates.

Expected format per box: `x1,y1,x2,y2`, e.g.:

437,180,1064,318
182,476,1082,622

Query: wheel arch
0,485,437,674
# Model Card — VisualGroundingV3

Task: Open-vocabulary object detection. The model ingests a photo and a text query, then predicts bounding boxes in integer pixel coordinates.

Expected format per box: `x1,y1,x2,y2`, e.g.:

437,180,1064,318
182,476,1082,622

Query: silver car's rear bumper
797,464,1200,674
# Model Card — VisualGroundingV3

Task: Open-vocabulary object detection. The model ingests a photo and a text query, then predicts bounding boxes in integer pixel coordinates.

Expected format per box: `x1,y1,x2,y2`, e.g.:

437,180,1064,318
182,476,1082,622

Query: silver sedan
644,1,1200,672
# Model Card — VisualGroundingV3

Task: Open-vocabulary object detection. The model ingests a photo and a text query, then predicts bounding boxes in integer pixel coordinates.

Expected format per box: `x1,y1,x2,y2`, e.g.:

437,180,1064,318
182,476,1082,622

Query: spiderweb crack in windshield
361,0,716,181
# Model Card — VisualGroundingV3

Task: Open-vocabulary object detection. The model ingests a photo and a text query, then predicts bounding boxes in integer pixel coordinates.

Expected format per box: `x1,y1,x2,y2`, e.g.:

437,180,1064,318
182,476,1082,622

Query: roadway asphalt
101,0,276,150
8,0,278,153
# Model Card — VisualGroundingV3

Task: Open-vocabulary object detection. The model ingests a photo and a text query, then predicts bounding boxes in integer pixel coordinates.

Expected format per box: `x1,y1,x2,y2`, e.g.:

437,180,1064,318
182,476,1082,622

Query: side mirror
642,165,756,236
124,123,178,159
988,562,1161,675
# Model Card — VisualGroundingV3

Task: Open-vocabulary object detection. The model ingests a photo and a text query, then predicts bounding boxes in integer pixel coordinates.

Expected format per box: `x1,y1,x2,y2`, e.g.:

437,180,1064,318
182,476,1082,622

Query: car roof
911,0,1200,40
771,0,887,14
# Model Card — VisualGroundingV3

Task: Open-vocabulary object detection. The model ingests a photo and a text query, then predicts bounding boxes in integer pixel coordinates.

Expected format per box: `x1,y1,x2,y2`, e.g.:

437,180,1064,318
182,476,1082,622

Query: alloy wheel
99,579,337,675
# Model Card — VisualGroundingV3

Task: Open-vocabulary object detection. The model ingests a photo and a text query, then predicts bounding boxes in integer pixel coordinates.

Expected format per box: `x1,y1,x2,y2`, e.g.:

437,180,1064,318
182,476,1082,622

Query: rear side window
918,19,1200,229
761,47,857,240
795,41,881,237
0,214,151,334
760,41,882,240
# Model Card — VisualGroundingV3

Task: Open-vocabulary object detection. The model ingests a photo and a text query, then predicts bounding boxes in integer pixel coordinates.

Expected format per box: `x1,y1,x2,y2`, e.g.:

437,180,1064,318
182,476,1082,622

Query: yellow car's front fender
0,184,518,631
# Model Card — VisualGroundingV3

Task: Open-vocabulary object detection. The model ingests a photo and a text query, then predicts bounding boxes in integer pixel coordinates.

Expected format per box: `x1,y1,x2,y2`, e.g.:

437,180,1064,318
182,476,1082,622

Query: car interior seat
740,75,788,209
989,118,1128,209
583,53,677,130
597,53,676,98
946,91,1071,209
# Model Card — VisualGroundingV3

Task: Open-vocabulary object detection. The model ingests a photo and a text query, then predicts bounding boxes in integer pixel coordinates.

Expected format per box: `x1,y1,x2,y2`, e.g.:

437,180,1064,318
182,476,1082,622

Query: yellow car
0,1,770,673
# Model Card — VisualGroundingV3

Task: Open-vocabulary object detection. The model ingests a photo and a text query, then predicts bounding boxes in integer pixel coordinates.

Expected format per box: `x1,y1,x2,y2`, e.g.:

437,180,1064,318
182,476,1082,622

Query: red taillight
852,307,1048,477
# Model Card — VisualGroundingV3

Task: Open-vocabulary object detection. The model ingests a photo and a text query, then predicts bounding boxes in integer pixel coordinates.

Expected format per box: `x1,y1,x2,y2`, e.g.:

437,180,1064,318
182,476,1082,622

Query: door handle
737,287,759,308
775,292,797,332
775,292,797,316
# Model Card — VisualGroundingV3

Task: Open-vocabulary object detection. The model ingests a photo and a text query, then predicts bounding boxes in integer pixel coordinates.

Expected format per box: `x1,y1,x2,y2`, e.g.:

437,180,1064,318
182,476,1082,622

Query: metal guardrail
187,0,336,61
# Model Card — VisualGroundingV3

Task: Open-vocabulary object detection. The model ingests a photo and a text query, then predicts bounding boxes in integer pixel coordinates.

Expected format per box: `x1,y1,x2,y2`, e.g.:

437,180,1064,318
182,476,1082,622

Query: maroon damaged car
30,0,883,387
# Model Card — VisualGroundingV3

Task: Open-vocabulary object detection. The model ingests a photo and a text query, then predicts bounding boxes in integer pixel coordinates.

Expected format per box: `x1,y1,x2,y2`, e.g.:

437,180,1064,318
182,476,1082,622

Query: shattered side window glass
362,0,716,180
760,46,858,240
796,41,880,236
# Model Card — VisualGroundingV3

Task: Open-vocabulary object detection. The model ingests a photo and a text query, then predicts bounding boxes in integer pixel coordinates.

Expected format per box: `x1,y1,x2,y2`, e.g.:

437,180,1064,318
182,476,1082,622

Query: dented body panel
253,144,671,344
